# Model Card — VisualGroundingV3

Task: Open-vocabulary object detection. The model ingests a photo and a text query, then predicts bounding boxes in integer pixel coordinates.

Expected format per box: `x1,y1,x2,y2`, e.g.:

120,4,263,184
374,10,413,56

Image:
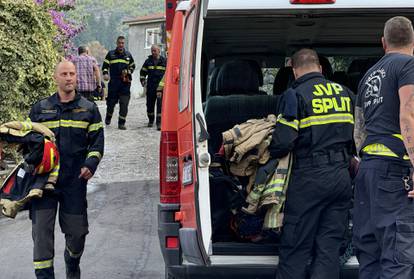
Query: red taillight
160,131,180,203
166,236,179,249
290,0,335,4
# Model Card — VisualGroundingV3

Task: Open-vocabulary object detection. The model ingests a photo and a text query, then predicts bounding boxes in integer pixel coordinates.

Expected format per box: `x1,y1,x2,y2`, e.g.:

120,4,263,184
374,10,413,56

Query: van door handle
195,113,209,143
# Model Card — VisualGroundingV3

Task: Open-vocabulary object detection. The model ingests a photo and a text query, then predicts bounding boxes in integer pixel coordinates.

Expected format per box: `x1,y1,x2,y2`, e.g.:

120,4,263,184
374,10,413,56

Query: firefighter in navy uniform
270,49,354,279
102,36,135,130
353,16,414,279
29,61,104,279
140,44,167,130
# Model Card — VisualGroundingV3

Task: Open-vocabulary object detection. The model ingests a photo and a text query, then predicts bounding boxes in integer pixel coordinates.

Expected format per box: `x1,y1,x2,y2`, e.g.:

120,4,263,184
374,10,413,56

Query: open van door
176,0,212,266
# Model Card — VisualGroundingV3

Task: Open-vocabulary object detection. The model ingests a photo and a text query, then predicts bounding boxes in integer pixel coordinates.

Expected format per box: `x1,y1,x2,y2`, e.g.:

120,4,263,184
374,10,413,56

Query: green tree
0,0,60,123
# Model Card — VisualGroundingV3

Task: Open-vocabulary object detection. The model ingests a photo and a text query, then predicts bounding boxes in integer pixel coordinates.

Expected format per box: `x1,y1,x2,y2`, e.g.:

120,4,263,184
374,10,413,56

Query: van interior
196,9,414,259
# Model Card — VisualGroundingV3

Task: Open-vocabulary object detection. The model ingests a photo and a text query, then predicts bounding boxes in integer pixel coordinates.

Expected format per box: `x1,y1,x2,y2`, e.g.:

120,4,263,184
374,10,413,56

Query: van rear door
176,0,213,266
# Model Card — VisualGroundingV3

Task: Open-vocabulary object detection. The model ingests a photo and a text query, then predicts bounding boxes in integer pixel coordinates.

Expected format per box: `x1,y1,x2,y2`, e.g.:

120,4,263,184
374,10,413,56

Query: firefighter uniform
270,72,354,279
29,93,104,279
140,55,167,127
353,53,414,279
102,49,135,128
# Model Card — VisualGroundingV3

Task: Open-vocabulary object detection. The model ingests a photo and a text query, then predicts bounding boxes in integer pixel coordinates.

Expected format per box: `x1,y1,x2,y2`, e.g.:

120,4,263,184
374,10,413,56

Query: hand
103,74,109,81
156,91,163,98
79,167,93,180
409,173,414,198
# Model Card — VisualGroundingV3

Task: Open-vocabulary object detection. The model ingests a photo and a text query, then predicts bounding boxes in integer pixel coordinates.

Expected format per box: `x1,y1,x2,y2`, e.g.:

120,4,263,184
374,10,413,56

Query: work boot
118,125,127,130
64,249,81,279
156,123,161,131
66,267,80,279
105,116,111,126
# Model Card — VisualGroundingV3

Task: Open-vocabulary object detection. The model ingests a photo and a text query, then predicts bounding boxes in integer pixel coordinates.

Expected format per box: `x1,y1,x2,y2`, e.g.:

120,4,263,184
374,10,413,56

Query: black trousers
146,87,162,124
106,93,130,126
353,158,414,279
276,162,352,279
31,177,88,279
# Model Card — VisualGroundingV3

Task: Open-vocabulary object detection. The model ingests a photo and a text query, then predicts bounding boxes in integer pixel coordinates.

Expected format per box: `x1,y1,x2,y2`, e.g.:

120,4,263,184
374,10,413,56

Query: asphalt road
0,180,164,279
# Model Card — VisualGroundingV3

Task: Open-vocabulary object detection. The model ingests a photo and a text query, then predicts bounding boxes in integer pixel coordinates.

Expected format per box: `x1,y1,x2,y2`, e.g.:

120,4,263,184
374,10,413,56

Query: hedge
0,0,60,123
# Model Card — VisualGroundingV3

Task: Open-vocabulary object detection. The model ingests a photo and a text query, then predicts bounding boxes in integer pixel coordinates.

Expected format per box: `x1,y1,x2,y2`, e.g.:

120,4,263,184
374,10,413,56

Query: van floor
213,242,279,256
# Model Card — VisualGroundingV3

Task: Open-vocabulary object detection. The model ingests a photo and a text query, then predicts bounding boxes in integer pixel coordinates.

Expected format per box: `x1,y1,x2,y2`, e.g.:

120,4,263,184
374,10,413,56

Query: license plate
182,161,193,186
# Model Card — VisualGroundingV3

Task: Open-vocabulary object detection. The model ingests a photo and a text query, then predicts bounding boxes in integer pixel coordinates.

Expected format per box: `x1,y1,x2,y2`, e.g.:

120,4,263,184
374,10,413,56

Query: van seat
332,71,349,88
213,60,264,96
204,94,280,154
273,66,294,95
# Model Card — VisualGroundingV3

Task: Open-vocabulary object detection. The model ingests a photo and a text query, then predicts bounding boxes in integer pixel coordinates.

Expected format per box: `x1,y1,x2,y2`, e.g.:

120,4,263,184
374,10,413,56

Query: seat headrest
332,71,349,87
273,66,294,95
214,60,260,95
318,55,333,80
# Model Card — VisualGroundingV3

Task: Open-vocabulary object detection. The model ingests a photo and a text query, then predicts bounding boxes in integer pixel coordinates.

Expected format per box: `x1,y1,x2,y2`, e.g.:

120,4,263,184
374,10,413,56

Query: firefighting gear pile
214,114,292,241
0,120,59,218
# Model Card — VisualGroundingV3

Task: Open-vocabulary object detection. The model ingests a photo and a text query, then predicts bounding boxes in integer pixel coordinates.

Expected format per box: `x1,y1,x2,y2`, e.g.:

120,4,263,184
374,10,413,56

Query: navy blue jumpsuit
140,55,167,126
102,49,135,127
29,93,104,279
270,72,354,279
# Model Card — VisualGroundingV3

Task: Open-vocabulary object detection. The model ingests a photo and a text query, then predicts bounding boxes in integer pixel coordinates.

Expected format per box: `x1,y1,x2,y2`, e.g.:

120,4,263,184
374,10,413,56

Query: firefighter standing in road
102,36,135,130
29,61,104,279
140,44,167,130
270,49,354,279
353,16,414,279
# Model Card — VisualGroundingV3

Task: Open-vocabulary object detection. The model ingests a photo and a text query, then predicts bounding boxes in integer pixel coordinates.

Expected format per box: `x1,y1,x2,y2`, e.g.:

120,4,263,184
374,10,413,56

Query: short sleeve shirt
357,53,414,157
73,55,97,92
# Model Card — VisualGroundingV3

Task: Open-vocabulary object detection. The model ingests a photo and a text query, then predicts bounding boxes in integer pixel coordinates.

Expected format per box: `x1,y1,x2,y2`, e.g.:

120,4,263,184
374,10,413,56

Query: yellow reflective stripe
87,151,102,160
278,118,299,131
60,120,88,129
155,66,166,70
88,122,103,132
263,185,284,195
104,59,110,64
140,76,146,79
41,120,89,129
109,59,129,65
404,155,410,160
34,259,53,270
148,66,155,69
393,134,403,140
299,113,354,128
41,121,60,129
141,67,148,72
362,144,399,158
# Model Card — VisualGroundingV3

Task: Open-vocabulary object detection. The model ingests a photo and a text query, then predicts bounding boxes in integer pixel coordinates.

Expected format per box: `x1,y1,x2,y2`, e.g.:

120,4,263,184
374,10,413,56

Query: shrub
0,0,60,123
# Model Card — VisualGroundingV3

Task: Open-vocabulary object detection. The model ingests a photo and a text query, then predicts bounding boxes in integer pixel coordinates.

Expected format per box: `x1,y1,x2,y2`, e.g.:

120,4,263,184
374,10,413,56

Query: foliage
35,0,84,57
0,0,60,123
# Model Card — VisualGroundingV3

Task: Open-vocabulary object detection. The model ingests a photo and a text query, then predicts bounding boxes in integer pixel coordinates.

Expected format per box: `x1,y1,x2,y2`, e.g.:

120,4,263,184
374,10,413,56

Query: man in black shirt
353,16,414,279
271,49,354,279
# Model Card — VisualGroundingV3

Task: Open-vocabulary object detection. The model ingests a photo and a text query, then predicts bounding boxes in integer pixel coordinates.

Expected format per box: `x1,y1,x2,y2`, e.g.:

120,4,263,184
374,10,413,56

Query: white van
158,1,414,278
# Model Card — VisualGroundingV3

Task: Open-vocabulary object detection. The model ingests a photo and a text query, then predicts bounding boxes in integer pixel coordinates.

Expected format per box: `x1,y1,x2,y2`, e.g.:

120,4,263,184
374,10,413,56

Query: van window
179,8,196,112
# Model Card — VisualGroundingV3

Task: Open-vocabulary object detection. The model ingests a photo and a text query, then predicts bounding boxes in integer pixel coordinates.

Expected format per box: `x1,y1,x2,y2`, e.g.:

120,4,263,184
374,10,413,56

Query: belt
294,149,349,168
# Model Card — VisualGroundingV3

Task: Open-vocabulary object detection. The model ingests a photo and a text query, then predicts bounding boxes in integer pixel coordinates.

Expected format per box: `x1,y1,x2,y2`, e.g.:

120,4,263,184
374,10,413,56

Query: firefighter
270,49,354,279
29,61,104,279
102,36,135,130
353,16,414,279
140,44,167,130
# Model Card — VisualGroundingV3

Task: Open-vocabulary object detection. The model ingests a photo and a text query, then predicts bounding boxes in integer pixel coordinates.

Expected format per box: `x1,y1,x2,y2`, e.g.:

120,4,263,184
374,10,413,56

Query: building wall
127,21,163,98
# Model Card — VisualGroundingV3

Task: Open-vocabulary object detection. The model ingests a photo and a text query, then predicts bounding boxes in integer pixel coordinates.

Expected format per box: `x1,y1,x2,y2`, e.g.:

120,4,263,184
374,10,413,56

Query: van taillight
160,131,180,203
290,0,335,4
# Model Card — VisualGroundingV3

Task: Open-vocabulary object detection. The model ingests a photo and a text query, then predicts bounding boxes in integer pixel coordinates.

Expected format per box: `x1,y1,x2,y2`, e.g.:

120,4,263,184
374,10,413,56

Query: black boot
64,249,81,279
105,115,111,125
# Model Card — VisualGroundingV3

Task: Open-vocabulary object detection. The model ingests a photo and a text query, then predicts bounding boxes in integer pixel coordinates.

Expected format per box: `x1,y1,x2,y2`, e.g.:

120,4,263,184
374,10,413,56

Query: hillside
72,0,164,50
